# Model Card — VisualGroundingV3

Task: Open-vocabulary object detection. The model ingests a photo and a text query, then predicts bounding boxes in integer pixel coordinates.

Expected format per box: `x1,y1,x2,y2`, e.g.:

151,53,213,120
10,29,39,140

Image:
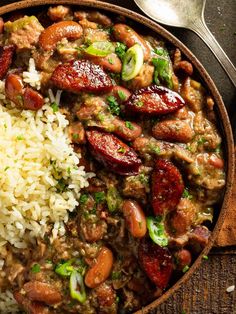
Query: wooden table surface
0,0,236,313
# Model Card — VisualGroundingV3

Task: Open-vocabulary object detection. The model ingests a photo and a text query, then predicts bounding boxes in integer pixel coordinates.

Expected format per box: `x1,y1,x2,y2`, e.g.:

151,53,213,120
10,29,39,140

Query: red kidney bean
152,119,194,143
23,87,44,110
85,247,113,288
113,117,142,141
39,21,83,51
5,73,24,106
85,53,122,73
14,292,50,314
113,24,151,61
122,199,147,238
23,281,62,305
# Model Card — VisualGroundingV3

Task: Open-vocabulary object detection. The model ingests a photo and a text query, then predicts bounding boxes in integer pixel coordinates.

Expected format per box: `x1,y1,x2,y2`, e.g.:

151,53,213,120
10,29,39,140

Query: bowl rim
0,0,234,312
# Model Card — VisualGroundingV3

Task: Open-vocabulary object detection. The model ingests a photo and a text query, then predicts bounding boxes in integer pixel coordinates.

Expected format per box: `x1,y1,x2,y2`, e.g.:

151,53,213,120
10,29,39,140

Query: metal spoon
134,0,236,87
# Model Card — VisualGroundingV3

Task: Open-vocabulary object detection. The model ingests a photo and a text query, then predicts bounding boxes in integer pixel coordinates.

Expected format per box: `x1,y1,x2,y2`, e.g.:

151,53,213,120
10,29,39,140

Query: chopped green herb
94,191,106,203
31,263,41,273
51,102,59,113
152,47,173,88
197,137,207,145
45,259,53,264
72,133,78,140
149,144,161,155
97,112,105,122
16,95,23,104
136,100,143,107
181,310,186,314
56,178,67,193
215,143,222,153
139,173,149,184
106,95,120,116
203,255,209,260
16,135,24,140
116,296,120,303
4,166,9,171
67,167,71,175
125,121,134,130
112,271,122,280
118,147,125,153
79,194,89,204
117,90,126,101
115,42,127,60
108,57,114,64
182,188,193,200
182,265,189,273
106,186,122,212
4,123,7,128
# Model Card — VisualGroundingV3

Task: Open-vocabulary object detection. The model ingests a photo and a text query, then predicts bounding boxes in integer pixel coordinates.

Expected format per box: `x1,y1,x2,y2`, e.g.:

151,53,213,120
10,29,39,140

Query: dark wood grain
0,1,235,313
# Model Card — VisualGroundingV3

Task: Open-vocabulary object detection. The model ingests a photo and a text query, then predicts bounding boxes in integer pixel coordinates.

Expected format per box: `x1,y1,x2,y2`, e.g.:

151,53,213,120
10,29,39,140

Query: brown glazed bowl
0,0,234,313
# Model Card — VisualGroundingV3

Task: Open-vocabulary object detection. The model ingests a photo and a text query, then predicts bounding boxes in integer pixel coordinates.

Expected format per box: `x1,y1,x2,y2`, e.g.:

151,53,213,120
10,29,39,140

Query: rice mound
0,99,93,249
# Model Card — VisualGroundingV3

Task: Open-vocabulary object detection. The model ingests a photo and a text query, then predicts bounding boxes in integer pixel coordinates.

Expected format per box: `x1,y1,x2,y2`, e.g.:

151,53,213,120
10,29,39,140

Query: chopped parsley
125,121,134,130
182,265,189,273
112,271,122,280
197,137,207,145
94,191,106,203
117,90,126,101
182,188,193,200
56,178,67,193
106,96,120,116
67,167,71,175
31,263,41,273
108,57,114,64
51,102,59,113
136,100,143,107
4,166,9,171
115,42,127,60
149,144,161,155
215,143,222,153
203,255,209,260
79,194,89,204
118,147,125,153
16,135,24,140
72,133,78,140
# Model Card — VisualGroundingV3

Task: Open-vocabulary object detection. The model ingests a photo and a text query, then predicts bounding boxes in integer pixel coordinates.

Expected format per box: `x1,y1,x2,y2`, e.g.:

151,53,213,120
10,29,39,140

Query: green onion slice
121,44,144,81
70,270,86,304
55,259,75,277
146,216,168,247
84,41,115,57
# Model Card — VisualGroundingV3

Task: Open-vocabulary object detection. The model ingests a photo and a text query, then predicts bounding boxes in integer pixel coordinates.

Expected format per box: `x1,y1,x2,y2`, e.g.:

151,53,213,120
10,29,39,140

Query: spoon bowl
134,0,236,86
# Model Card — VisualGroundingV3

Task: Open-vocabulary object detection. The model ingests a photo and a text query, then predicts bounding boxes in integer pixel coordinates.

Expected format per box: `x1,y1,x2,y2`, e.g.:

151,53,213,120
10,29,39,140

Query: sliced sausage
125,85,185,116
152,120,194,143
0,45,15,79
86,129,142,175
138,238,173,289
23,87,44,110
152,159,184,216
51,60,113,93
113,24,150,61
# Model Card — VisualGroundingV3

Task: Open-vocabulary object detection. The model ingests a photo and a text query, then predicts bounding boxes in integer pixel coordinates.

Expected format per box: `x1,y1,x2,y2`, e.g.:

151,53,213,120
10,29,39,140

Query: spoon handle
190,19,236,87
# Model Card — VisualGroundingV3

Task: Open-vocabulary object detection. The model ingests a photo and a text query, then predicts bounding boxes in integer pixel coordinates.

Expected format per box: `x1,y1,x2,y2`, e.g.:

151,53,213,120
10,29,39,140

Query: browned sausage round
39,21,83,51
113,117,142,141
113,24,151,61
122,199,147,238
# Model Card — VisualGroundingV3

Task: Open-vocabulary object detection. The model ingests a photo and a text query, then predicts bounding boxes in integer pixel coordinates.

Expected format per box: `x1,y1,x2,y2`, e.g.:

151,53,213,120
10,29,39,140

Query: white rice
23,58,41,90
0,290,19,313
